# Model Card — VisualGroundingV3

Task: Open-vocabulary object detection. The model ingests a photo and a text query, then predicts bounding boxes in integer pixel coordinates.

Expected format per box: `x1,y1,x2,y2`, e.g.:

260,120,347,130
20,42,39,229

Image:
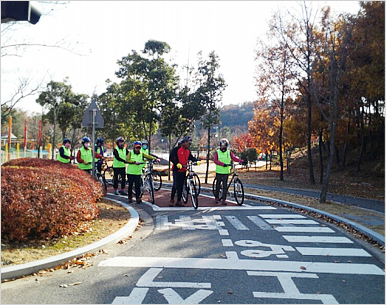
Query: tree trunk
205,127,211,184
342,120,350,168
334,144,341,169
279,95,284,181
168,134,171,181
357,107,365,172
318,128,324,184
307,92,316,184
148,120,152,153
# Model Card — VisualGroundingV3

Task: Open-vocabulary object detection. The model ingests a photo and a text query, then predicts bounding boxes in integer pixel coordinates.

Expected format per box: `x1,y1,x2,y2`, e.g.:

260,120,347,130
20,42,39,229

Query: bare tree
272,2,319,184
311,8,355,203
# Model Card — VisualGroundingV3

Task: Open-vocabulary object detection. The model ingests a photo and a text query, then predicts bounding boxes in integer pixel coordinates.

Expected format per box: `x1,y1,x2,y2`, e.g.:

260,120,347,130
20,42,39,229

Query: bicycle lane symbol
112,267,213,304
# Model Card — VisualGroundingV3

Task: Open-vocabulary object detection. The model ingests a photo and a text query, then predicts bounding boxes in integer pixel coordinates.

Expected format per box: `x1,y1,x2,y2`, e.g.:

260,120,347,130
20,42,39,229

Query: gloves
197,161,201,165
177,163,182,169
222,163,228,167
69,156,74,161
135,161,140,165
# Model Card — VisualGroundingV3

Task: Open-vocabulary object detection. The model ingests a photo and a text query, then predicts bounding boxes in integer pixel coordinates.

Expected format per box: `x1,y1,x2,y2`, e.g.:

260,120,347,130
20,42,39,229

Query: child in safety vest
113,137,128,195
213,138,245,205
57,138,74,164
126,141,159,204
76,136,103,174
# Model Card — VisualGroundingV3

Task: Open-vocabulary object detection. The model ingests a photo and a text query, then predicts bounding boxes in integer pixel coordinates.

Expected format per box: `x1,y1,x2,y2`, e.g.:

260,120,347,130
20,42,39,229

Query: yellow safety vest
127,151,143,175
216,149,231,174
57,145,71,163
78,147,93,170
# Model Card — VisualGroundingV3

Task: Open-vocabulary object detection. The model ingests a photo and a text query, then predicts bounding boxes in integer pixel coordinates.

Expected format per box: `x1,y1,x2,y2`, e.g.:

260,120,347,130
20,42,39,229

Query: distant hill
219,102,254,133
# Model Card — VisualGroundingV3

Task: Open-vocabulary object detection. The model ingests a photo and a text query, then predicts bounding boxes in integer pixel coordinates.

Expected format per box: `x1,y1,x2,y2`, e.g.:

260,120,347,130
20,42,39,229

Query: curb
195,184,385,247
1,198,139,281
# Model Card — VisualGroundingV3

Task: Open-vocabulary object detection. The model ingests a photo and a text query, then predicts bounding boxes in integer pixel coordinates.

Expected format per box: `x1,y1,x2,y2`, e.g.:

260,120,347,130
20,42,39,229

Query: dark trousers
215,173,229,200
113,167,126,189
127,174,141,199
96,161,103,174
175,171,187,202
170,170,178,201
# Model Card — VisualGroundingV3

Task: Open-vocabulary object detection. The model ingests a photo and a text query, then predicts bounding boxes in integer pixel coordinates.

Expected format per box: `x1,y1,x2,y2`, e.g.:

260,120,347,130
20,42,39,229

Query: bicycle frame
213,162,244,205
182,161,199,209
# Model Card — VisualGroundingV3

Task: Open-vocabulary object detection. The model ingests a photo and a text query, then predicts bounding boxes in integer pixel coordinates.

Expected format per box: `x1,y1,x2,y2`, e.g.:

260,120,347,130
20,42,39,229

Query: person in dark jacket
170,136,199,207
169,139,183,206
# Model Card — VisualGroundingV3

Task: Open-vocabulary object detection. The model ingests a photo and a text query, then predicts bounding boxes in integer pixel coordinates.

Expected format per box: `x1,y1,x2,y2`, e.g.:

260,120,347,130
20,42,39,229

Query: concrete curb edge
1,198,139,281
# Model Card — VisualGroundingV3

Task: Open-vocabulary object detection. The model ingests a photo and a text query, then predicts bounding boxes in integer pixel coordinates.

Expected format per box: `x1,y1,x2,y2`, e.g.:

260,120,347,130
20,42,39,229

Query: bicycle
181,160,200,209
95,165,107,192
111,161,162,191
101,159,114,187
212,162,245,205
131,160,158,204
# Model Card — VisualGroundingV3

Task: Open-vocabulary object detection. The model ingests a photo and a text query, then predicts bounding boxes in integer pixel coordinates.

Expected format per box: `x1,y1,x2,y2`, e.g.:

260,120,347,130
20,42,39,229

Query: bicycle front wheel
181,180,188,204
193,173,201,196
152,170,162,191
102,167,114,186
96,173,107,192
234,178,244,205
189,179,199,209
146,176,155,204
212,177,224,200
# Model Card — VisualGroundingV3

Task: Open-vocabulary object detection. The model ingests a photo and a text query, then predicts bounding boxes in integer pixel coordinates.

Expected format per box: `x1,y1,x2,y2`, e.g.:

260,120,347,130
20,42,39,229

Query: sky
1,1,361,115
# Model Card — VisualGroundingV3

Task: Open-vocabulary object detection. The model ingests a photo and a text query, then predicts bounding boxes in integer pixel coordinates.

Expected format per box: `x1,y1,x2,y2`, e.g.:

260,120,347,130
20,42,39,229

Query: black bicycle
95,166,107,191
131,160,159,204
181,160,200,209
212,162,244,205
101,159,114,187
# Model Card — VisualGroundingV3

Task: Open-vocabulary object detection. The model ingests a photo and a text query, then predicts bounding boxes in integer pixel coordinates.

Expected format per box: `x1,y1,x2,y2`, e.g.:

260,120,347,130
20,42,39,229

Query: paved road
2,191,384,304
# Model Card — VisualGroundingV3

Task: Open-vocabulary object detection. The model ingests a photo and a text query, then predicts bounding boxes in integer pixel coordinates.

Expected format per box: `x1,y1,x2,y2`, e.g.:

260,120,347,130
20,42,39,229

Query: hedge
1,158,105,242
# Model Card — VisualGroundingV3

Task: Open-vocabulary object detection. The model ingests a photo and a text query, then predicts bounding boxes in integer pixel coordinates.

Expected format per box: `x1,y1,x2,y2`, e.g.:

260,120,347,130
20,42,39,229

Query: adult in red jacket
170,136,199,207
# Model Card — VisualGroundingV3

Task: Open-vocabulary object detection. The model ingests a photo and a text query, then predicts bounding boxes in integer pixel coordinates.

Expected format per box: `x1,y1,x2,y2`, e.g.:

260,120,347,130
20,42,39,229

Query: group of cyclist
57,134,246,206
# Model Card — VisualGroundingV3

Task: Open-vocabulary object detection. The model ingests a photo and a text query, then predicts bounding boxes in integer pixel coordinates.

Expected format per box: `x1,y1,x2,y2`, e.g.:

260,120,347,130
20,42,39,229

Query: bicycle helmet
141,139,148,145
81,136,91,144
115,136,125,144
134,141,142,148
183,136,193,144
96,137,104,144
63,138,71,144
219,138,229,147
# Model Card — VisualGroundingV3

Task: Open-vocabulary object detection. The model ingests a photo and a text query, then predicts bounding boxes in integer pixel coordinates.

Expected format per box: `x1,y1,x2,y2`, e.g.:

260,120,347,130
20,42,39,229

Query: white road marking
137,268,211,288
259,214,306,219
266,219,319,225
155,216,172,230
248,271,338,304
225,216,249,230
143,201,277,211
296,247,372,257
275,226,335,233
112,288,149,304
222,239,234,247
99,253,385,275
177,216,195,230
283,236,353,243
235,240,295,258
218,229,229,236
158,288,213,304
247,216,274,230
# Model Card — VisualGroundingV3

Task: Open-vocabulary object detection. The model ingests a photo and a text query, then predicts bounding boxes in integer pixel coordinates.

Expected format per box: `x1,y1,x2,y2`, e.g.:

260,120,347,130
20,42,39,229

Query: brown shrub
1,158,104,242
